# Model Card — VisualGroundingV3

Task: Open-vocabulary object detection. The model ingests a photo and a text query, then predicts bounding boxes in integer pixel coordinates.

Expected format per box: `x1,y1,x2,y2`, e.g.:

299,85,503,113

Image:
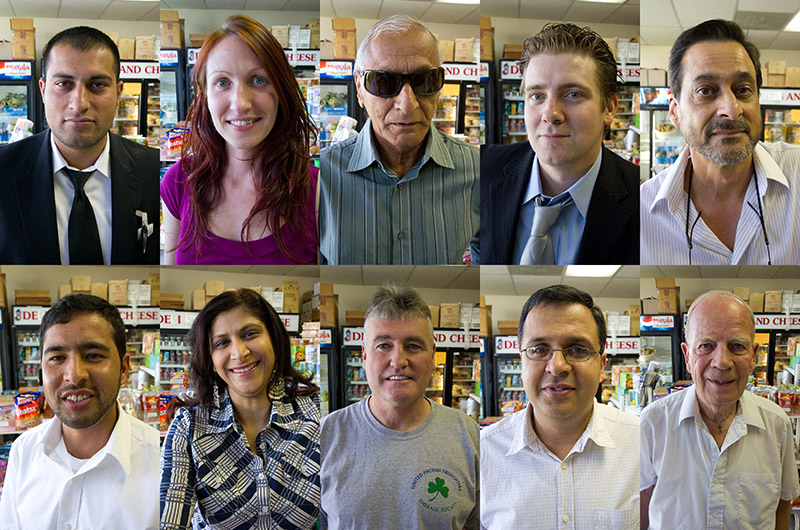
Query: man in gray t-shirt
320,285,480,529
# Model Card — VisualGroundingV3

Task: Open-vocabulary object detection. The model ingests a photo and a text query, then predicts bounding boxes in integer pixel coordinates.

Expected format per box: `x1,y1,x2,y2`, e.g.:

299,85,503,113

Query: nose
393,81,420,114
68,84,90,113
542,96,565,125
231,83,252,113
63,355,89,384
545,349,572,377
716,88,742,120
389,347,410,369
709,345,736,370
231,338,249,360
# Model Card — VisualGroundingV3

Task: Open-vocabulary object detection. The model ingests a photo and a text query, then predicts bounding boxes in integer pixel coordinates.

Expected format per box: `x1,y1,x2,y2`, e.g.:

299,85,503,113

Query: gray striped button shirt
320,120,480,264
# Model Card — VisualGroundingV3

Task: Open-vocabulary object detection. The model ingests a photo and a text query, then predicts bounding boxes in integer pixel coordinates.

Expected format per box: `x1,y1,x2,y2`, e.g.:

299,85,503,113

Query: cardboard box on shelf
480,305,492,336
765,290,782,312
146,273,160,289
0,40,12,59
647,68,667,86
439,303,461,328
497,320,518,335
768,74,785,88
150,288,160,306
320,40,334,60
160,293,184,310
654,277,675,288
454,38,474,62
90,283,108,300
70,275,91,292
428,305,440,328
271,25,289,48
346,310,365,326
204,281,224,297
627,41,640,63
189,34,208,47
0,273,5,307
603,38,617,60
104,31,118,45
786,67,800,87
657,287,680,314
767,60,786,74
749,292,765,313
192,289,206,310
439,40,454,62
160,10,184,48
270,291,285,313
108,280,128,305
138,284,151,306
312,295,338,327
503,44,523,60
58,284,72,300
283,292,299,314
135,36,156,60
627,304,641,336
641,297,658,315
684,299,695,311
11,18,34,60
118,38,135,60
312,282,332,296
480,27,494,61
332,18,356,60
15,289,50,305
732,287,750,301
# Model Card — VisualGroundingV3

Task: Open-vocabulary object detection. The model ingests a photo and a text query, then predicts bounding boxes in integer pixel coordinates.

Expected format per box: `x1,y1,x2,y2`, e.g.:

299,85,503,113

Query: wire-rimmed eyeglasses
521,345,602,362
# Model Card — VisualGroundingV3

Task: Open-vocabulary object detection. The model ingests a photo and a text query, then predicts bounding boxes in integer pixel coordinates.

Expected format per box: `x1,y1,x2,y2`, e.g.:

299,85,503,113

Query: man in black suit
481,23,638,265
0,26,158,264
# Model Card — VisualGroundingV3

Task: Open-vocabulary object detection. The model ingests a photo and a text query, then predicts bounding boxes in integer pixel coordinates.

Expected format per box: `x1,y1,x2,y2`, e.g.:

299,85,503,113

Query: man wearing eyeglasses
481,285,639,529
481,23,639,265
641,19,800,265
319,14,479,265
640,291,798,529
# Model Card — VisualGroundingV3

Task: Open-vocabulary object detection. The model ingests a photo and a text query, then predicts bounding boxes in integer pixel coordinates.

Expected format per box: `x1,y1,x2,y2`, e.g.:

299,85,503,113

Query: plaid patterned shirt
160,388,320,530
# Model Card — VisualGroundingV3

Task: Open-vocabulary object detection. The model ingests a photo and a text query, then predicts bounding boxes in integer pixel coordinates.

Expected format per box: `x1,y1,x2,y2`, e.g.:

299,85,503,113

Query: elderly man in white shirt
640,19,800,265
640,290,799,530
481,285,639,530
0,295,159,530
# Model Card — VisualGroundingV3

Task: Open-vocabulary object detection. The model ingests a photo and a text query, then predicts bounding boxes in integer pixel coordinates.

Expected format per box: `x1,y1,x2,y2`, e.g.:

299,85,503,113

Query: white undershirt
53,437,89,474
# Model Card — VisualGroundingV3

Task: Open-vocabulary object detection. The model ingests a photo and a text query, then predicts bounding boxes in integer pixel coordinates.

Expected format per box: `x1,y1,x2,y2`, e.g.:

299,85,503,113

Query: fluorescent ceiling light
576,0,627,3
437,0,480,4
565,265,620,277
786,10,800,32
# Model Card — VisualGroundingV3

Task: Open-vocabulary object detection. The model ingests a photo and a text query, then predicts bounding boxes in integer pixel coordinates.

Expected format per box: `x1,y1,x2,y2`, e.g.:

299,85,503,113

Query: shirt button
562,514,570,523
65,525,71,530
398,232,405,240
397,183,404,190
560,461,567,470
713,512,719,518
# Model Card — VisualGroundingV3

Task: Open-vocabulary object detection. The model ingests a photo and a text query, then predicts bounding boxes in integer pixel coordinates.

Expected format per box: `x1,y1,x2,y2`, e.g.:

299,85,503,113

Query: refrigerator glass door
161,70,180,131
500,81,526,144
496,356,527,415
319,83,349,149
451,350,480,419
641,335,675,384
463,83,483,144
0,85,29,144
115,81,141,137
433,83,459,136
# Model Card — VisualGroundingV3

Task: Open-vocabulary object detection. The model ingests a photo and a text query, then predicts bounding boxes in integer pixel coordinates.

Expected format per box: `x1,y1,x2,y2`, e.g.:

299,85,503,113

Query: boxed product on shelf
641,297,658,314
480,17,494,61
313,282,332,297
160,9,184,48
58,284,71,300
765,290,782,312
312,295,338,327
91,282,108,300
271,25,289,48
749,292,765,313
134,36,156,60
454,38,474,62
0,270,6,307
332,18,356,60
497,320,518,335
109,280,128,305
189,33,208,47
118,38,135,60
480,305,492,336
732,287,750,300
428,305,440,327
70,275,91,292
14,289,50,305
160,293,184,310
14,391,41,430
10,18,34,60
439,303,460,328
346,311,365,326
192,289,205,310
503,44,522,60
439,40,454,62
626,304,641,336
657,287,680,314
204,280,224,297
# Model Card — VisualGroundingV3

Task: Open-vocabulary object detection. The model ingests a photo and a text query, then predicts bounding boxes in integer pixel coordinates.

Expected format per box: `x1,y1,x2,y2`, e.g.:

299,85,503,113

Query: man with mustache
0,26,159,265
320,285,479,529
0,294,159,529
320,14,479,265
641,19,800,264
640,291,799,529
481,285,639,529
481,24,639,265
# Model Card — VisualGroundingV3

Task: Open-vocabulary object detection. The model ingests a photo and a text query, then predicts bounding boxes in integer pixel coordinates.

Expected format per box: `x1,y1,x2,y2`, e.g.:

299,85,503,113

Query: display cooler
116,61,161,146
0,307,15,391
286,49,321,156
491,335,525,417
606,65,640,164
0,61,36,143
496,60,525,145
433,62,487,145
760,88,800,145
318,327,338,417
640,86,686,181
640,314,685,383
185,47,201,108
159,49,187,131
319,60,360,149
602,336,641,405
752,313,800,385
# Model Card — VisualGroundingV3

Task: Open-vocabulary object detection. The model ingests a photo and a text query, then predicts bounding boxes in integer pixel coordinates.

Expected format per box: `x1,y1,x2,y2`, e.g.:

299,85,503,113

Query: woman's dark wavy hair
177,14,317,263
183,288,318,411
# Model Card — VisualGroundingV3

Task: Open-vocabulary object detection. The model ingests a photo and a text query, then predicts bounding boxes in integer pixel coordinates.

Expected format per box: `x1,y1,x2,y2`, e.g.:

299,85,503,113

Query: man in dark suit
0,26,158,264
481,23,639,265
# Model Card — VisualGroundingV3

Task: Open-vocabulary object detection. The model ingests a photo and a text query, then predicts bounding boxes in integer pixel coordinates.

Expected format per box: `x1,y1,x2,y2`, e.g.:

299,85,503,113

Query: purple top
161,159,318,264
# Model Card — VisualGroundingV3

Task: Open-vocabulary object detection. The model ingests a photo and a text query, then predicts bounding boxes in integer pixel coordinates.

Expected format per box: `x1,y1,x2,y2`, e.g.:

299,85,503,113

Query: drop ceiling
0,0,159,20
321,0,479,25
480,265,641,298
481,0,639,26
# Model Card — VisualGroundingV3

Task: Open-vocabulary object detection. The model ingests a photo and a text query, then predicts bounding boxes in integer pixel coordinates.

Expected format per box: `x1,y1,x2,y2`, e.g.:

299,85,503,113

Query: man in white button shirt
0,26,159,265
640,291,799,529
640,19,800,264
481,285,639,529
0,294,159,530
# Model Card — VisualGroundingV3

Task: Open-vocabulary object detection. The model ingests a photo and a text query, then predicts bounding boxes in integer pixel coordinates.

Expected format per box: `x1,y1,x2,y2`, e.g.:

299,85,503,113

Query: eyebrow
372,333,428,343
525,336,594,346
691,71,755,84
211,323,262,341
44,342,111,354
208,68,267,75
50,73,114,82
525,82,592,93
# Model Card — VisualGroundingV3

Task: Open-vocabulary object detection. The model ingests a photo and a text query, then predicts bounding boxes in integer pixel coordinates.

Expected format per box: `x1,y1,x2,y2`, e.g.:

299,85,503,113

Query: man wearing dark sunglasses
481,285,639,529
320,14,480,265
481,23,639,266
641,19,800,265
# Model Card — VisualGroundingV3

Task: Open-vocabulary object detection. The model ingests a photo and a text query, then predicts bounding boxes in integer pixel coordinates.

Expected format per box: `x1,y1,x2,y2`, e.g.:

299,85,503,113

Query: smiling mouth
228,118,260,126
230,361,259,375
64,394,92,402
387,375,412,381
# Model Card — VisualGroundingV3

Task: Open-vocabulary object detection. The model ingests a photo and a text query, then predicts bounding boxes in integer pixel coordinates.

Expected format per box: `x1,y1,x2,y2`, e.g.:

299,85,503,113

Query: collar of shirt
50,131,112,179
507,400,614,458
678,385,766,436
650,143,790,218
523,148,603,218
348,118,455,181
201,386,302,437
38,404,132,476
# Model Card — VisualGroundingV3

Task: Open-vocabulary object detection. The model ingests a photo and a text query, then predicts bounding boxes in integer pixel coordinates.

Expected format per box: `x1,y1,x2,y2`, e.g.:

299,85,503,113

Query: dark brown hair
178,15,317,262
182,288,318,411
518,23,620,105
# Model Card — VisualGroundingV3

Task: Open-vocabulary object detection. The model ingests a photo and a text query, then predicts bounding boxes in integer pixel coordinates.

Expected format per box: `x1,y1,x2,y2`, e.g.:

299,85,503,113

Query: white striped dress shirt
640,142,800,264
320,120,480,264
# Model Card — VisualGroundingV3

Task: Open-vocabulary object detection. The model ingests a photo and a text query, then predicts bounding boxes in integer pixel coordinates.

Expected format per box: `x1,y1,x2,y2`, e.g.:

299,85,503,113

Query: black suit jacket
481,142,639,264
0,130,159,264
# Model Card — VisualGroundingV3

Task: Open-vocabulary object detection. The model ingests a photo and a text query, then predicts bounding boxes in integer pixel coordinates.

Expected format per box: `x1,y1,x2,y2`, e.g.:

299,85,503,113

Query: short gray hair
354,14,442,73
364,283,434,341
685,290,755,342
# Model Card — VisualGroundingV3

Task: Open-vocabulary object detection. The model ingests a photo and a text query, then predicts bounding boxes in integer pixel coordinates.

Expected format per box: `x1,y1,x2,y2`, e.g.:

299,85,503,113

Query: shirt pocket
592,508,638,530
736,472,780,526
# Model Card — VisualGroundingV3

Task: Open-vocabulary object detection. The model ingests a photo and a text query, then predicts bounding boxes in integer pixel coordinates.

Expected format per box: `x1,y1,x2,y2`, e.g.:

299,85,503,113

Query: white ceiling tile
640,25,681,46
771,266,800,279
100,2,161,21
511,275,568,296
640,0,678,27
518,0,570,21
747,29,781,49
479,275,517,295
563,2,620,24
63,0,111,19
418,3,478,25
735,266,780,279
378,0,433,20
330,0,381,19
480,265,512,276
480,0,519,18
361,265,415,286
320,265,363,285
320,0,334,17
9,0,59,17
244,0,302,9
672,0,737,29
656,265,701,278
204,0,247,9
639,266,665,277
738,0,800,13
598,277,640,298
616,265,641,278
508,265,567,276
455,7,479,25
161,0,207,8
768,31,800,50
406,266,472,289
604,3,638,25
447,267,481,290
286,265,322,278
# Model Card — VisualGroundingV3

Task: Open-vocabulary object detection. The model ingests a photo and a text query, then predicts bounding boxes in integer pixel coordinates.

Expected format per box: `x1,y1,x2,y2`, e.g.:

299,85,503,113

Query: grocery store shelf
139,366,156,378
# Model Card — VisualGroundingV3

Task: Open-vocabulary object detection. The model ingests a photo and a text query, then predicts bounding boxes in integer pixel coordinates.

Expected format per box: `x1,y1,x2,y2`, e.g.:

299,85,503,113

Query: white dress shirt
641,386,800,530
640,141,800,264
0,405,160,530
481,401,640,530
51,132,113,265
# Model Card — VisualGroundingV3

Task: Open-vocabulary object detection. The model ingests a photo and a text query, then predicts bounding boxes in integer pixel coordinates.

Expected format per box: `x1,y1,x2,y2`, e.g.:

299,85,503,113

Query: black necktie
64,168,104,264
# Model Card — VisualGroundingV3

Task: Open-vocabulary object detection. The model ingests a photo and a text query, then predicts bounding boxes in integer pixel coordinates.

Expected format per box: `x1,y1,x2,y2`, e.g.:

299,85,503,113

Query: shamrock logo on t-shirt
427,476,449,501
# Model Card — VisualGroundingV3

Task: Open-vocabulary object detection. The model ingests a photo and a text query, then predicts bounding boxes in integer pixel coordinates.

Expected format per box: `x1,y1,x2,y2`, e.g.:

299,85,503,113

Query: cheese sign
160,310,198,330
443,62,480,82
280,314,300,333
605,337,640,355
120,62,160,80
284,49,319,66
755,314,800,330
118,308,159,326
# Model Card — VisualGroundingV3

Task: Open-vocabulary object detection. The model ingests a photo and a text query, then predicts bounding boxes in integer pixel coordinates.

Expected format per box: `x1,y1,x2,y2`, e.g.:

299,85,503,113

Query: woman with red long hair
161,15,317,264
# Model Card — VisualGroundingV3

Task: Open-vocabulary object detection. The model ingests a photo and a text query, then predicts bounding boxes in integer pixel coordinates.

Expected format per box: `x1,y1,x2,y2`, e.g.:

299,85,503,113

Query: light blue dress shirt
512,149,603,264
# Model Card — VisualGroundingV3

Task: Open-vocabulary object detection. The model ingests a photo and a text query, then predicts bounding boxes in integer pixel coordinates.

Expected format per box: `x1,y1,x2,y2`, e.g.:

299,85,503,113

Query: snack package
14,391,41,430
159,393,174,432
0,396,14,433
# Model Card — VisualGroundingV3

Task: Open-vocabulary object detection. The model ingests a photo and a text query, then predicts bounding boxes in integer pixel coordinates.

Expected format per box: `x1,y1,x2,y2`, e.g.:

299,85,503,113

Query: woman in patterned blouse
160,288,320,529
